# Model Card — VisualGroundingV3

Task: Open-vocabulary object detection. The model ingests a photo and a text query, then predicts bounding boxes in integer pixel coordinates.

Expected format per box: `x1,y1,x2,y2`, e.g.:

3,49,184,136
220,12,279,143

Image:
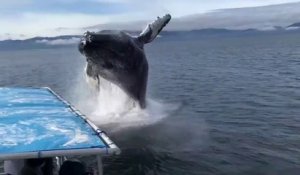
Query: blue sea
0,32,300,175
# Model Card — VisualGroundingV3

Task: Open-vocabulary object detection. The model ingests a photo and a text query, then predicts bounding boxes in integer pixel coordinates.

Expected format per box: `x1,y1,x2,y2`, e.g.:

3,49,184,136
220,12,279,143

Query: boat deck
0,87,119,162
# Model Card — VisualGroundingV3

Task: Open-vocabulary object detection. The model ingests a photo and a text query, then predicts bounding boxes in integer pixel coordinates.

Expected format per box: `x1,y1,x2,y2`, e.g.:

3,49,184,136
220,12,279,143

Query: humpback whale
78,14,171,108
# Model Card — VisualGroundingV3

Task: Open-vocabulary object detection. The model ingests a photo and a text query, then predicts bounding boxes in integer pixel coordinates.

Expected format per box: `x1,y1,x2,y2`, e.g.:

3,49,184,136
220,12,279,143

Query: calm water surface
0,33,300,175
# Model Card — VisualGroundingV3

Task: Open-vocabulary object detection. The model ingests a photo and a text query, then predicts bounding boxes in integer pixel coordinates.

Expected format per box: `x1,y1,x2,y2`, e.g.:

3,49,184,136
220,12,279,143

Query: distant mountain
2,28,300,50
0,35,80,50
287,22,300,28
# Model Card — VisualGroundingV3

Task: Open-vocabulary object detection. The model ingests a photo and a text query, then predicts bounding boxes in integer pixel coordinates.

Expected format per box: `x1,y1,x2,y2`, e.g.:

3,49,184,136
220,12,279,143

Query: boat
0,87,120,175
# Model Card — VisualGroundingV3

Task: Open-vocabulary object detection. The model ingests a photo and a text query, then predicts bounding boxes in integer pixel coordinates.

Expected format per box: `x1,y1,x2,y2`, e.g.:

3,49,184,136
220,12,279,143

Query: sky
1,0,300,39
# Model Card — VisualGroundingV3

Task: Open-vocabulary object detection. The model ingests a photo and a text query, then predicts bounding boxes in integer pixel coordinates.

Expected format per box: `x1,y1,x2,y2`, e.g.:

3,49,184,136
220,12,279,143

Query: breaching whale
78,14,171,108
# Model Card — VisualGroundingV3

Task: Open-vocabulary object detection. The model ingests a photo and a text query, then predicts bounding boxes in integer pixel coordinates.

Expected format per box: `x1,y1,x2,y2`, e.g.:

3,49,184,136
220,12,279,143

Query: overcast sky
1,0,300,39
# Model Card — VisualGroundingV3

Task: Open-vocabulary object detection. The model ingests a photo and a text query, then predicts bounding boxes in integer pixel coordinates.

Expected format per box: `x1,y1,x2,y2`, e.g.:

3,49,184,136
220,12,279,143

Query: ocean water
0,32,300,175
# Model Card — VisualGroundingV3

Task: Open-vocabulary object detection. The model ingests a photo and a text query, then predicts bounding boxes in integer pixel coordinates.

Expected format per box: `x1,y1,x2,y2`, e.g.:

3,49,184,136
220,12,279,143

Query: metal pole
96,155,103,175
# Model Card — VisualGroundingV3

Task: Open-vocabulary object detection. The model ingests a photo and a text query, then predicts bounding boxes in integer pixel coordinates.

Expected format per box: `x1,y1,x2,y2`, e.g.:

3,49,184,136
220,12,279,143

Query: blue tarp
0,87,107,156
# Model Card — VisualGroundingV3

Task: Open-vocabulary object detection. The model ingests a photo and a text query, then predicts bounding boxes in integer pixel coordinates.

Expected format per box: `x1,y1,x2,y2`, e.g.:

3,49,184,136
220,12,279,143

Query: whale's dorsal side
138,14,171,44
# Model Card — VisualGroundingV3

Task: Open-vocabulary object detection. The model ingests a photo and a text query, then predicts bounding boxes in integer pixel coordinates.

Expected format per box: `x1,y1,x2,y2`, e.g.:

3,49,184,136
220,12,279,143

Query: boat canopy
0,87,120,160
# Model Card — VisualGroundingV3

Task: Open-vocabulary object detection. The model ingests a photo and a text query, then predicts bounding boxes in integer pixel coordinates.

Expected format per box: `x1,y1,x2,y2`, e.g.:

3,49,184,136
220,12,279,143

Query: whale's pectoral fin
138,14,171,44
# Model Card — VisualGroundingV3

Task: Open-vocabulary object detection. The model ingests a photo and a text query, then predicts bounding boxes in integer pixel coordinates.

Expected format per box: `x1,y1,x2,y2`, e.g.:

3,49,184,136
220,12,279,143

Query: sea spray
92,77,136,118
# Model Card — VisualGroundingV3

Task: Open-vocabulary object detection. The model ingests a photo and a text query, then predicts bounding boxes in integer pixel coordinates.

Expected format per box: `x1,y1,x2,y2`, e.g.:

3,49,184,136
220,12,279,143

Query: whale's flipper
138,14,171,44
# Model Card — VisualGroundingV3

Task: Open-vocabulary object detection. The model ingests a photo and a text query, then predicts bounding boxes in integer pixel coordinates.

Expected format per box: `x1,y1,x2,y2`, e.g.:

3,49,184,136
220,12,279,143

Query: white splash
81,75,178,129
92,77,136,117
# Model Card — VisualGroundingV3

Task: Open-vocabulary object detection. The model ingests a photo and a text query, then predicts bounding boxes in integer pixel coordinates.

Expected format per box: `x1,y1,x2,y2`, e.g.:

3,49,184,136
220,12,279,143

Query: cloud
166,2,300,30
0,0,33,7
35,37,80,45
2,0,300,40
83,2,300,32
0,12,129,38
91,0,130,3
90,0,300,17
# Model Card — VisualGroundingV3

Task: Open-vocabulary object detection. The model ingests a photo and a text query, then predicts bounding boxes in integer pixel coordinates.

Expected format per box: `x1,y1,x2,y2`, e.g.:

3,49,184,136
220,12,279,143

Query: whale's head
79,31,144,73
